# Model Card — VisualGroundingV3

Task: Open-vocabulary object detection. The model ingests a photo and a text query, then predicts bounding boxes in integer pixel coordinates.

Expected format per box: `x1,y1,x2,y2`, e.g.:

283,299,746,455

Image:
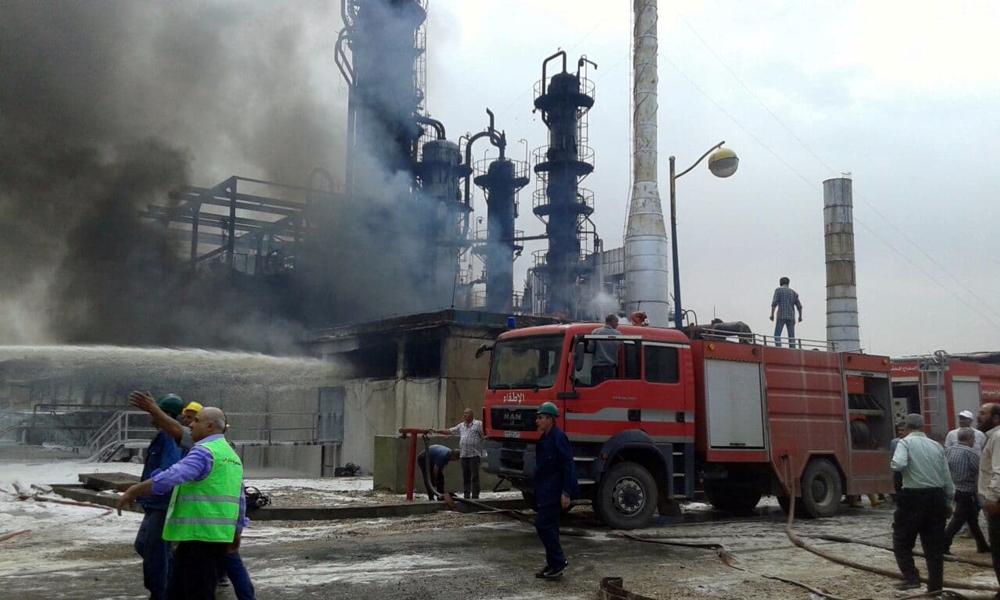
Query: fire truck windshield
488,335,563,390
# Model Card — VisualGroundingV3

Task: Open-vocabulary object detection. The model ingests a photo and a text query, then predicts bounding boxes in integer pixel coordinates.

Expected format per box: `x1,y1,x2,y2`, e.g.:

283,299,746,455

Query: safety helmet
538,402,559,418
183,401,203,415
157,394,184,417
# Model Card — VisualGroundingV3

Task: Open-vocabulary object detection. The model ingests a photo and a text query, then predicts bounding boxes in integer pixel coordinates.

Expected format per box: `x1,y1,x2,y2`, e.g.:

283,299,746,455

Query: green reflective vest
162,437,243,543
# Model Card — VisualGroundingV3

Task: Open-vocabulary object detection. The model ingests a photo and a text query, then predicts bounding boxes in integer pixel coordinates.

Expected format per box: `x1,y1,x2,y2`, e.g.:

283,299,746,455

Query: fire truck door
566,339,644,434
952,378,981,420
704,359,766,449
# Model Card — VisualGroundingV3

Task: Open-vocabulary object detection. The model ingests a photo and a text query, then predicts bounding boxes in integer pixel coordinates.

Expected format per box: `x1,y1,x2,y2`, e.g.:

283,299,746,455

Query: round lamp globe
708,148,739,178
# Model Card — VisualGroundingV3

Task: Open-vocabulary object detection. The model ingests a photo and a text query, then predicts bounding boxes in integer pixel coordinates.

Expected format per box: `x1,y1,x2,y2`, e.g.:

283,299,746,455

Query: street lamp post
669,140,739,330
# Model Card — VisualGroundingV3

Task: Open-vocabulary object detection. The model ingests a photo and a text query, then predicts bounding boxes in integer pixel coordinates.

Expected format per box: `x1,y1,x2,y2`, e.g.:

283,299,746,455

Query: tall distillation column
823,176,861,352
336,0,427,193
474,155,530,313
415,120,470,306
623,0,670,326
532,52,596,316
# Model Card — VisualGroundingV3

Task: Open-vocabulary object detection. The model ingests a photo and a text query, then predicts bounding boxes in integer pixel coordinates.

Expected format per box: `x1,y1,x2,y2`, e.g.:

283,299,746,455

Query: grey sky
424,0,1000,357
2,1,996,358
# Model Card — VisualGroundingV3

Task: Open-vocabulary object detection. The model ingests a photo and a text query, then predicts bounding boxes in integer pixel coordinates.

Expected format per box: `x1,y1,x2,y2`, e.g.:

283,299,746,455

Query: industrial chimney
823,176,861,352
623,0,671,326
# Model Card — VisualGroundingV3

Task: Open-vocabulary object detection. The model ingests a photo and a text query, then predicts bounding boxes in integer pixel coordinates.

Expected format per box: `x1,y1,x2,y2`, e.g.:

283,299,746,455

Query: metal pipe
189,202,201,272
226,178,237,270
669,140,724,329
462,112,505,210
416,115,446,139
540,50,567,95
669,156,680,329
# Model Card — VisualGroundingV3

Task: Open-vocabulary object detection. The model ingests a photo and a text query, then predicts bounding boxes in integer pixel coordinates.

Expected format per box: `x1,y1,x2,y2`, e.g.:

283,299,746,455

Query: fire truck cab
481,323,895,529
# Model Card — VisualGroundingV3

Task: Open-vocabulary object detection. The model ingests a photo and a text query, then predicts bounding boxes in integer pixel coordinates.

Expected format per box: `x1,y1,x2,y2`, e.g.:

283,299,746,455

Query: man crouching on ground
532,401,578,580
119,407,245,600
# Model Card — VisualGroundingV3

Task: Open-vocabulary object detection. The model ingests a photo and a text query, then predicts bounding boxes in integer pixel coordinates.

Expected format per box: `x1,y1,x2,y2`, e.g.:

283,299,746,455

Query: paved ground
1,448,998,599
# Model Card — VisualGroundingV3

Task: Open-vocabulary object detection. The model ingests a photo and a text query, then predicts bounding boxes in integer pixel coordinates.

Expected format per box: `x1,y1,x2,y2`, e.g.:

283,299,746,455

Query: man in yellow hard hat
119,407,245,599
182,401,203,426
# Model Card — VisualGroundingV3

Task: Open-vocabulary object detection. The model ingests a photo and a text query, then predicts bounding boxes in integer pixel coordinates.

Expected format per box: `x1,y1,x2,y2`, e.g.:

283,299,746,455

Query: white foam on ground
0,457,145,571
253,553,471,586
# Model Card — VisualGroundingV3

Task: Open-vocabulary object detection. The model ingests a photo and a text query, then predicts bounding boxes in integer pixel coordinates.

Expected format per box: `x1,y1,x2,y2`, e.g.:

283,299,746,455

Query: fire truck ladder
918,355,948,440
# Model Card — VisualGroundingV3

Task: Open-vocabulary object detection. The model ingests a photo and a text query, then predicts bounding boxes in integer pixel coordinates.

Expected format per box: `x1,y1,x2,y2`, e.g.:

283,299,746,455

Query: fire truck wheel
703,485,762,514
595,462,658,530
799,459,842,518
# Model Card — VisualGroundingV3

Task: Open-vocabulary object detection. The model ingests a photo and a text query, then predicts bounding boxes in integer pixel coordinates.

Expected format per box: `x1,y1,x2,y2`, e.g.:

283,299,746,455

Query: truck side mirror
573,341,585,372
475,343,493,359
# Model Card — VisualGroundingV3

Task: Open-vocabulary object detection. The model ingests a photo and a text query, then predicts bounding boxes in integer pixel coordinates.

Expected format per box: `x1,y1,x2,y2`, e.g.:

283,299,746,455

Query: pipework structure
336,0,428,194
471,118,530,313
623,0,670,327
823,176,861,352
531,52,597,316
414,117,470,304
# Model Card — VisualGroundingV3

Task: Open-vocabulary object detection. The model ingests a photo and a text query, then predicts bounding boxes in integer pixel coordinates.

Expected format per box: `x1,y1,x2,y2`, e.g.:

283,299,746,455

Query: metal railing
85,409,324,460
693,328,834,351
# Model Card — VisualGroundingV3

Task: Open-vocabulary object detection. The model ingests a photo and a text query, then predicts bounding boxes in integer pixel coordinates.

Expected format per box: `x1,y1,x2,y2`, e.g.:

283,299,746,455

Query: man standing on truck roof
532,402,578,580
769,277,802,348
976,403,1000,589
432,408,485,499
890,413,954,593
591,314,622,386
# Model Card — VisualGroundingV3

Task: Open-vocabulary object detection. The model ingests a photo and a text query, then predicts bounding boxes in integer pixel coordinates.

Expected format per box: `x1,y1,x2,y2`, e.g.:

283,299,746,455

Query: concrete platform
78,471,140,492
51,484,528,520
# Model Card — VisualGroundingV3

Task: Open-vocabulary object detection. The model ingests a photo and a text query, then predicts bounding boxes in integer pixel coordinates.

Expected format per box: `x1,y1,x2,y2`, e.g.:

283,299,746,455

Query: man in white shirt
945,409,987,452
434,408,485,499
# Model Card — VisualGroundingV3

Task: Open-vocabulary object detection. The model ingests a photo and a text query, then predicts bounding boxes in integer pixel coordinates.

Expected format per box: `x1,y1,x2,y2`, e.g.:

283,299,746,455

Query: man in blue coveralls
134,394,184,600
533,401,579,579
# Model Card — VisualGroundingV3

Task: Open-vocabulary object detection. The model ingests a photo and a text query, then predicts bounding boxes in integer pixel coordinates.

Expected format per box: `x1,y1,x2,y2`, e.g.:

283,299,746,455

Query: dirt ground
1,451,998,600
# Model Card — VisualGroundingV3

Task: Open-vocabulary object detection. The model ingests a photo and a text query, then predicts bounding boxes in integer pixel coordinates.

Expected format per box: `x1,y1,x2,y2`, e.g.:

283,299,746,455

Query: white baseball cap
958,410,974,419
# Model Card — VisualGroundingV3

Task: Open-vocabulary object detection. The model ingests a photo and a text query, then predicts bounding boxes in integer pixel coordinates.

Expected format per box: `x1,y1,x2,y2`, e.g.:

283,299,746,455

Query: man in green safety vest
119,407,245,600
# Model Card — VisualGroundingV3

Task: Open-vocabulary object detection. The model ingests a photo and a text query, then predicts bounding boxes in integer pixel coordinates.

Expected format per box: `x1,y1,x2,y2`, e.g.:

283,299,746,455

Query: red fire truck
891,352,1000,442
481,323,895,529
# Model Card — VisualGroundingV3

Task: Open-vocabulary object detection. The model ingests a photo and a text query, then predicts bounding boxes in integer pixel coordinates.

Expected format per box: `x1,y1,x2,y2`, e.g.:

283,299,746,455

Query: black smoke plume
1,1,456,352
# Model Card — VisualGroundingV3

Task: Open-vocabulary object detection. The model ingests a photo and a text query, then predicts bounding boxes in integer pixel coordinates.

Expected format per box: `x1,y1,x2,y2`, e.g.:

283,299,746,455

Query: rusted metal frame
599,577,656,600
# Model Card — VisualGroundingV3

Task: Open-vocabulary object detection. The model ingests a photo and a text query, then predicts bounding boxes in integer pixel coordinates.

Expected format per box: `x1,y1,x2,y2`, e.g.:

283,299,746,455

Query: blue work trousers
226,552,256,600
774,318,796,347
134,509,170,600
534,503,566,569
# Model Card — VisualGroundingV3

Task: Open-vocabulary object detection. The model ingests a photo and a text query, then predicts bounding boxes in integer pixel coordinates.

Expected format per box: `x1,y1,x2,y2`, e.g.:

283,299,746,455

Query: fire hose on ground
781,470,999,595
399,429,995,596
1,484,115,544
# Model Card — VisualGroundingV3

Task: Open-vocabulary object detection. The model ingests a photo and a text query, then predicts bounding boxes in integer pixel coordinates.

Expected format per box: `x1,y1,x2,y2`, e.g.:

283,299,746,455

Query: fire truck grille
500,446,525,471
490,407,537,432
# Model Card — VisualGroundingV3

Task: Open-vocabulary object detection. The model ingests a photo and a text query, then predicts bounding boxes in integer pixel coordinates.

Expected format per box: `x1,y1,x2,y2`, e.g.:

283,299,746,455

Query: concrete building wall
338,377,443,475
441,333,492,425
